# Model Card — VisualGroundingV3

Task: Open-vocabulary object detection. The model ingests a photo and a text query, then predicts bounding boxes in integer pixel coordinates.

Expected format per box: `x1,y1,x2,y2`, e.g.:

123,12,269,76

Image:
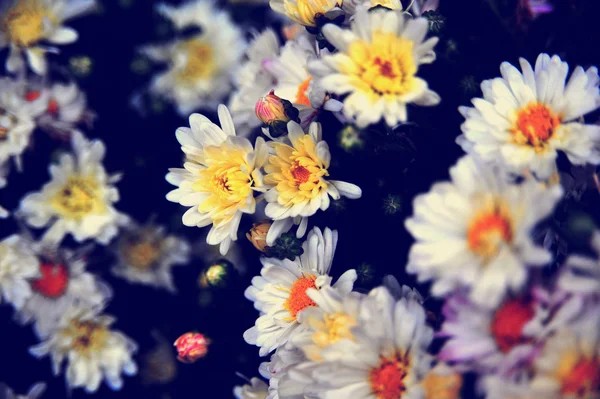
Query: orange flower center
296,77,312,106
25,90,41,101
561,357,600,397
467,207,513,259
490,298,534,353
511,103,560,150
374,57,397,79
369,356,409,399
31,263,69,298
284,275,318,320
290,161,311,184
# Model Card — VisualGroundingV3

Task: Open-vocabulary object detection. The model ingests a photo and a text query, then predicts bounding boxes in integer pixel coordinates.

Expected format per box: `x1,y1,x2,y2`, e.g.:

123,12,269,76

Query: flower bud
174,332,210,363
246,221,271,252
255,91,300,137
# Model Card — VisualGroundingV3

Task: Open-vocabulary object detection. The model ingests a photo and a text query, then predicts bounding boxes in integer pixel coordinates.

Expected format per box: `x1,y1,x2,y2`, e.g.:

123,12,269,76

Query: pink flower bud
174,332,210,363
255,91,289,125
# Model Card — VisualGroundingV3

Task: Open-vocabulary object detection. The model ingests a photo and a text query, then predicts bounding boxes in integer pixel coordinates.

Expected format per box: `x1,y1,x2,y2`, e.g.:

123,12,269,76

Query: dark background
1,0,600,397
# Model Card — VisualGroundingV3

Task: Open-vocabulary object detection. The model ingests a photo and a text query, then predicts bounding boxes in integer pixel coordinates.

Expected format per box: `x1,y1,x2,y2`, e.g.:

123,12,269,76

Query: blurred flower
263,231,303,260
270,0,340,27
0,77,46,171
422,363,462,399
263,121,361,245
18,242,111,337
255,91,300,138
228,29,280,136
203,262,230,287
0,235,40,310
29,303,138,392
244,227,356,356
517,0,553,26
0,382,46,399
233,377,268,399
405,155,562,308
69,55,93,77
247,221,272,252
19,131,128,245
0,0,97,75
165,105,268,255
174,332,210,363
411,0,439,16
309,6,440,127
140,2,245,115
338,125,364,151
112,221,190,293
458,53,600,179
141,332,177,385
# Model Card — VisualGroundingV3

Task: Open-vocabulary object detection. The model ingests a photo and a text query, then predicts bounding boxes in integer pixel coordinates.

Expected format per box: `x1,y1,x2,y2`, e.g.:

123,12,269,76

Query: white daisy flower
405,155,563,309
310,289,434,399
266,32,342,127
0,234,40,310
243,227,357,356
228,29,280,136
457,53,600,179
234,377,269,399
0,0,97,75
308,6,440,128
141,1,245,115
0,77,46,170
259,345,306,399
17,242,111,337
0,382,46,399
29,303,138,392
19,131,127,245
263,121,361,245
559,230,600,295
112,221,190,293
165,104,268,255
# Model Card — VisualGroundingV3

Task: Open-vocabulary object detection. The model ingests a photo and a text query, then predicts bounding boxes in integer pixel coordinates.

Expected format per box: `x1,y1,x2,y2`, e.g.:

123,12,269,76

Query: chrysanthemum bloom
234,377,268,399
308,6,440,128
112,222,190,293
166,105,268,255
244,227,357,356
0,235,40,310
0,0,96,75
310,290,434,399
458,53,600,179
270,0,340,27
18,243,111,337
0,382,46,399
19,131,127,245
29,304,138,392
228,29,280,136
141,2,245,115
559,230,600,295
263,121,361,244
405,155,562,308
438,294,542,374
0,77,46,170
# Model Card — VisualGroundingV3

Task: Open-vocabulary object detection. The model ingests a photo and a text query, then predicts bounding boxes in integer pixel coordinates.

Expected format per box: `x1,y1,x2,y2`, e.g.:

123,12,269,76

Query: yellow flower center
510,103,560,152
51,176,106,220
177,39,216,82
348,32,417,97
283,274,318,320
121,240,162,271
192,147,256,225
296,77,313,106
284,0,339,27
467,196,513,259
65,320,109,358
369,355,409,399
2,0,54,47
422,368,463,399
311,312,356,348
265,135,329,206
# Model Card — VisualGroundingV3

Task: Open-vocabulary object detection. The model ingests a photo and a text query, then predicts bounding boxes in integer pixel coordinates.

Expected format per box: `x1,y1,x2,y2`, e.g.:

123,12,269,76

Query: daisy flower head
458,53,600,179
228,29,280,136
29,303,138,392
19,131,127,245
0,77,46,170
0,235,40,310
0,0,97,75
405,155,563,309
17,242,111,337
310,288,434,399
308,5,440,128
263,120,361,244
141,1,245,115
243,227,357,356
0,383,46,399
270,0,341,27
112,221,190,293
234,377,269,399
165,105,268,255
